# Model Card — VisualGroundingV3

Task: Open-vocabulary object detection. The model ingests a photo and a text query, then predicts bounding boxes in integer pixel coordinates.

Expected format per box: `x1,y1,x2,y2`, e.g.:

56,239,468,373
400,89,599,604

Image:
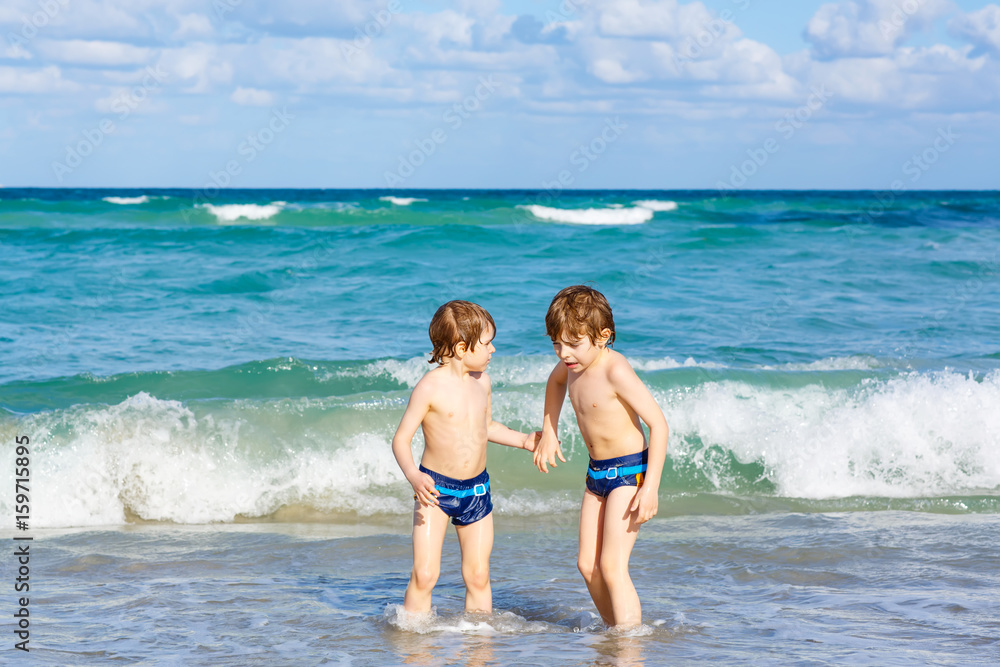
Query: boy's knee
411,565,439,590
598,557,625,584
577,557,599,582
463,564,490,590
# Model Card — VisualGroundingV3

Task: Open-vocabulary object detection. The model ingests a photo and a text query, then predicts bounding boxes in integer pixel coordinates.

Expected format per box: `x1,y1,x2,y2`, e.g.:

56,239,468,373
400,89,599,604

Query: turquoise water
2,188,999,663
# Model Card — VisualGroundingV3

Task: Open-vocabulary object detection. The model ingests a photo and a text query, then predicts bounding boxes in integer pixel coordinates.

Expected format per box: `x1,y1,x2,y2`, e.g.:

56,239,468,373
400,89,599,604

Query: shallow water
5,512,998,665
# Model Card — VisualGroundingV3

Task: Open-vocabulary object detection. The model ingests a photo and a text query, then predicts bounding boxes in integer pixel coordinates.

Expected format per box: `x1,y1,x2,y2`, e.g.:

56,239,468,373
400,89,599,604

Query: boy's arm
609,358,669,524
484,374,538,451
391,381,440,506
534,362,569,473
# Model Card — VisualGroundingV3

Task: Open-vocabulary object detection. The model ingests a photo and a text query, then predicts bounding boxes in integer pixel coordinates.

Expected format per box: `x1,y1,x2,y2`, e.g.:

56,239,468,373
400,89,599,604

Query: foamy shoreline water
3,363,998,528
4,512,997,664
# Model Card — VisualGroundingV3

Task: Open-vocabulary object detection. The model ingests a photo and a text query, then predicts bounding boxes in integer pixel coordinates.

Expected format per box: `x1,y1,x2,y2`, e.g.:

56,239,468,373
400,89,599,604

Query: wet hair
545,285,615,346
428,300,496,365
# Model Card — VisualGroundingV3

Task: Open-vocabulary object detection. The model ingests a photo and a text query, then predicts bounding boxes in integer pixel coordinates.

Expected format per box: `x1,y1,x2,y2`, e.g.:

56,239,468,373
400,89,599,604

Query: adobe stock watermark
383,75,500,187
740,288,795,344
4,0,69,54
622,244,671,298
673,0,752,70
716,85,833,192
182,106,295,219
212,0,244,21
51,66,169,182
511,117,628,227
878,0,930,41
896,249,996,360
341,0,403,62
857,126,959,226
543,0,590,25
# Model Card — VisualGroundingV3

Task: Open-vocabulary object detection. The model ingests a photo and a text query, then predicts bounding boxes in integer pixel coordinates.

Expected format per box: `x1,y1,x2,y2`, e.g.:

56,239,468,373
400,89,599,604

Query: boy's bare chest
435,385,488,424
567,376,617,418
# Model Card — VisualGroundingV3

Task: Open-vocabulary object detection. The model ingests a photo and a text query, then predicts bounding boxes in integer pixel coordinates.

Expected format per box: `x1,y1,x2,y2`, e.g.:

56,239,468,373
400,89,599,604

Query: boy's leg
578,490,615,625
599,486,643,627
404,501,449,613
455,513,494,613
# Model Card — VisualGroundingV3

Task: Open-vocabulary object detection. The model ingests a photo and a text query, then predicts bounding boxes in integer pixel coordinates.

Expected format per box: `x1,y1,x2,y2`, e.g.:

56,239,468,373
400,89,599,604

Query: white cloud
596,0,732,41
172,13,214,40
398,10,476,49
225,0,391,36
33,39,154,66
0,65,77,93
231,86,275,106
592,57,642,83
157,44,232,93
0,0,997,129
805,0,953,59
950,4,1000,56
804,43,996,109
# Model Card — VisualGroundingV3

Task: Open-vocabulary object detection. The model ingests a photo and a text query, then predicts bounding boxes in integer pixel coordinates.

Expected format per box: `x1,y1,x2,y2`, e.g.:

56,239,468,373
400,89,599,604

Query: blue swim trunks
419,465,493,526
585,450,647,498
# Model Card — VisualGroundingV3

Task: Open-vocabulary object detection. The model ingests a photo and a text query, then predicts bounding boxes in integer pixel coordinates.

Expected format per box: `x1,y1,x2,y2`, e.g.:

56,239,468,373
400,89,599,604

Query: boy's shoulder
411,365,447,396
604,348,633,370
603,349,641,382
413,366,490,396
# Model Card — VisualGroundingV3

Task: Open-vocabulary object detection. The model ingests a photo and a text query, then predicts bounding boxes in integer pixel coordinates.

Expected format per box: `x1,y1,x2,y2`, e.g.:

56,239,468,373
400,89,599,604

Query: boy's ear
454,341,468,357
598,328,612,346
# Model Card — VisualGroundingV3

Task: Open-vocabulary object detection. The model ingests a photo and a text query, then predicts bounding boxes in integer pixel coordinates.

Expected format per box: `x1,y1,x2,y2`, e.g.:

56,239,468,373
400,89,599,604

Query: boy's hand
408,471,440,507
629,486,659,524
522,431,540,453
533,431,566,473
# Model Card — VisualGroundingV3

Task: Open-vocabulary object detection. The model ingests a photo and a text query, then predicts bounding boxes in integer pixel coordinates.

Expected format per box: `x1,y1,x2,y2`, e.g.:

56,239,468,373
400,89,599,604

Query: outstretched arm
534,362,569,472
484,375,538,451
391,382,440,507
610,359,668,524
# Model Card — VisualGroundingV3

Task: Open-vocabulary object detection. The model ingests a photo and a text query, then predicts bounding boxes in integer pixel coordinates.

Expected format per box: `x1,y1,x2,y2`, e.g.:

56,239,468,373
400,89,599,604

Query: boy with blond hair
533,285,669,628
392,300,538,615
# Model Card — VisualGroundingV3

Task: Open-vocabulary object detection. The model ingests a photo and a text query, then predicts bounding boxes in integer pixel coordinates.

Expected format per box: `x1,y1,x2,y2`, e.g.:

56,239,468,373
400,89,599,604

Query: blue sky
1,0,997,189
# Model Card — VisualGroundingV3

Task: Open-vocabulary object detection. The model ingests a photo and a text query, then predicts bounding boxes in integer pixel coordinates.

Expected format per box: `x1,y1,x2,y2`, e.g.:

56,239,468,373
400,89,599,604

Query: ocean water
1,188,999,664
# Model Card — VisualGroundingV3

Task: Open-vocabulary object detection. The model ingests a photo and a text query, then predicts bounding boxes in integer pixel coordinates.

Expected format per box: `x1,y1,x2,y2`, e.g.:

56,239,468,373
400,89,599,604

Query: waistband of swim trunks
418,465,489,489
588,449,648,471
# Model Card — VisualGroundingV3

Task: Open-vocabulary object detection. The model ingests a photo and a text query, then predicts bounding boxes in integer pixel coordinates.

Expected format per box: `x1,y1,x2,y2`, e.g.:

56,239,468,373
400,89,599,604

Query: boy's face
463,326,495,372
551,329,608,373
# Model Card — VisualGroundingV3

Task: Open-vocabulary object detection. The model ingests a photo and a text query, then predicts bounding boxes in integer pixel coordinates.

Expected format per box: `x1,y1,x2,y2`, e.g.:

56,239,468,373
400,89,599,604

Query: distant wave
630,357,724,371
103,196,150,205
200,202,285,223
520,204,654,225
379,196,427,206
634,199,679,212
763,356,885,372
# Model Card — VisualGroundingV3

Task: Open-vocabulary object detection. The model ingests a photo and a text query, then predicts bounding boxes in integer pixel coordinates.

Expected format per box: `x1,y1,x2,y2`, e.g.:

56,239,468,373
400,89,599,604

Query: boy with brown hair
392,300,538,615
533,285,669,628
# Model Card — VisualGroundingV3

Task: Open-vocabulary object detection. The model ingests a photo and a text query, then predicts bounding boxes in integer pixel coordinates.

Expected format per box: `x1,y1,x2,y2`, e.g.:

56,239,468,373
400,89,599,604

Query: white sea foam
103,195,150,205
762,355,885,372
9,393,412,527
520,204,654,225
664,370,1000,499
8,370,1000,528
354,355,558,389
382,606,554,635
201,202,285,223
379,196,427,206
633,199,679,212
631,356,724,371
